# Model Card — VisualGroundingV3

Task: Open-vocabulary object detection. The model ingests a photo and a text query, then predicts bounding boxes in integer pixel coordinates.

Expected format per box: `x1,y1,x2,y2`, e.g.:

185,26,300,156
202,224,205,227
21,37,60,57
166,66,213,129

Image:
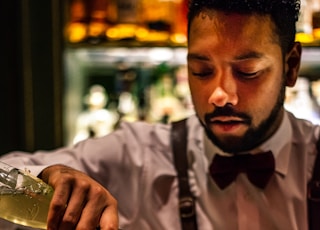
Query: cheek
241,80,282,124
189,80,211,112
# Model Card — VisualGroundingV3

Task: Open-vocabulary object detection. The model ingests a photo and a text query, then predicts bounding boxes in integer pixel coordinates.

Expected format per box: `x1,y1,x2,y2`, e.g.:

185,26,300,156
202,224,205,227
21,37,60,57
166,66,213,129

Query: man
1,0,318,229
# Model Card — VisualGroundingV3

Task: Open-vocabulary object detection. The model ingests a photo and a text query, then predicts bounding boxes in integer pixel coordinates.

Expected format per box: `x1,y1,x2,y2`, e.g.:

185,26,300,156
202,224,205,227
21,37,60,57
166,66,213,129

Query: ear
285,42,302,87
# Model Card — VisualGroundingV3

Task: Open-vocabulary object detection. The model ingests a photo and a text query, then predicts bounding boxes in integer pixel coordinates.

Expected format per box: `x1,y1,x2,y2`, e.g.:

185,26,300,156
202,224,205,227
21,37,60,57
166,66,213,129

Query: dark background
0,0,64,154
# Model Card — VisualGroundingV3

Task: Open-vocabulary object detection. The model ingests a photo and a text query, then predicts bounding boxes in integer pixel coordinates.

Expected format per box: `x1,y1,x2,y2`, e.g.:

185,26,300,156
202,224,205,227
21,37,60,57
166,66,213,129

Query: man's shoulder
287,111,320,143
119,115,200,134
116,115,203,146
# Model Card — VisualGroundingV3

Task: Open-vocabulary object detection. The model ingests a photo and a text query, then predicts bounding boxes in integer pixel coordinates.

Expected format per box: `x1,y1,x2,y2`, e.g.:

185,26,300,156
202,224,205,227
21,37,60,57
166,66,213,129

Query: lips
204,106,251,130
209,117,247,132
210,116,245,123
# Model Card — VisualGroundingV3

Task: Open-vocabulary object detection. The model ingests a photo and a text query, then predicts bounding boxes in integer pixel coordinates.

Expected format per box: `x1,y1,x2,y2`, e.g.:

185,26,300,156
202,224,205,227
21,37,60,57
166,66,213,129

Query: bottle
106,0,141,41
295,0,314,44
138,0,174,43
65,0,88,43
285,77,320,124
87,0,110,44
312,0,320,42
0,161,54,229
313,11,320,41
170,0,188,45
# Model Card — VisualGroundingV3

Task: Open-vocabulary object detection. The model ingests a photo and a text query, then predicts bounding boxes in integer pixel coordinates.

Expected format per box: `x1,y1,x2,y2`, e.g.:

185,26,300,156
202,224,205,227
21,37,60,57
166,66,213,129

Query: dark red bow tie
209,151,275,189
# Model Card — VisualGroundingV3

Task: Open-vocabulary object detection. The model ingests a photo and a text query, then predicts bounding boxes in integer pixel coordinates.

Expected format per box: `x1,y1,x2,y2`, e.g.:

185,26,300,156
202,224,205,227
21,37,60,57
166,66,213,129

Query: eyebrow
187,51,265,62
234,51,264,61
187,53,210,61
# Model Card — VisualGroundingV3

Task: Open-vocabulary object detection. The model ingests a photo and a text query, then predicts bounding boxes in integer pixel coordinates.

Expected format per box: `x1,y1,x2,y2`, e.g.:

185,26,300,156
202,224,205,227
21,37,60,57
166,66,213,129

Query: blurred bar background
1,0,320,154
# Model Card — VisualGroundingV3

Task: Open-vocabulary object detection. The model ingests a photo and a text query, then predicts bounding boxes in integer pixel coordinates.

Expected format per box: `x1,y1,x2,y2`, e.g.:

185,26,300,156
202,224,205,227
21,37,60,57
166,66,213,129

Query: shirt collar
204,111,292,176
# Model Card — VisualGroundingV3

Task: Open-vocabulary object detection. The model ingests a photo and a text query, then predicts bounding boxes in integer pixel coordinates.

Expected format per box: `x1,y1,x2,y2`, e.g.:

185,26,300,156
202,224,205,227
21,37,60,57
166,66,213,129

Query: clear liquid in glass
0,161,53,229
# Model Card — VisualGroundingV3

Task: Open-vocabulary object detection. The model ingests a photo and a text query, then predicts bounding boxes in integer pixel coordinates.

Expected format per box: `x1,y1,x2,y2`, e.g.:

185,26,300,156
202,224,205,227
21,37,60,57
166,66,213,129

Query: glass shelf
63,46,320,144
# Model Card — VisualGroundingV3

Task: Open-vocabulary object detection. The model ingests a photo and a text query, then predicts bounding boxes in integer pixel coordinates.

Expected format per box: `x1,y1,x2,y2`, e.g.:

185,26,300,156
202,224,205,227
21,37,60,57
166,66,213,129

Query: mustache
204,105,251,123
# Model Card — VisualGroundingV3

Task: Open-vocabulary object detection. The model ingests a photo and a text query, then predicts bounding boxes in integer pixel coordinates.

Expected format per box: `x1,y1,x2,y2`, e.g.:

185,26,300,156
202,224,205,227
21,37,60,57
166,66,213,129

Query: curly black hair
188,0,301,53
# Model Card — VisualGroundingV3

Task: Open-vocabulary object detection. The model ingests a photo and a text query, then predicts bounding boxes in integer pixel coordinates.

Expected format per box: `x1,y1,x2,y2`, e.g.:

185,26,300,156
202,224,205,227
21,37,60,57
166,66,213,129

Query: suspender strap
308,135,320,230
171,119,198,230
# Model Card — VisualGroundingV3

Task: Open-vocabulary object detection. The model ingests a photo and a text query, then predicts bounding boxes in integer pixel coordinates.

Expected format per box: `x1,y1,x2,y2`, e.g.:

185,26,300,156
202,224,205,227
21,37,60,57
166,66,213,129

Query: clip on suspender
171,119,198,230
308,135,320,230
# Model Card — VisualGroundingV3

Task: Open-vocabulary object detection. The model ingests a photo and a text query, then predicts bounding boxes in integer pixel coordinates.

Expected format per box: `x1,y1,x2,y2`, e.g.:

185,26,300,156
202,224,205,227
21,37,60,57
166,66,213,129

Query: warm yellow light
67,23,87,43
135,28,149,40
106,24,137,40
88,22,106,37
313,28,320,40
136,31,169,42
295,32,314,44
170,33,187,44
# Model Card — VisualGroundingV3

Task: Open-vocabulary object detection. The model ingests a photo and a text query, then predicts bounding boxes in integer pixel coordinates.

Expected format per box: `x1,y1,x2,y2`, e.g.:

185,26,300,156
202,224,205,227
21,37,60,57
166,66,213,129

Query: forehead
188,10,279,50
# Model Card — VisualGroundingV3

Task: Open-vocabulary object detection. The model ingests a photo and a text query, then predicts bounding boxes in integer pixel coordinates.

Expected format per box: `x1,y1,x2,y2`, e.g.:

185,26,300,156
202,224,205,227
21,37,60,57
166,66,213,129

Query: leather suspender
308,135,320,230
171,119,198,230
171,119,320,230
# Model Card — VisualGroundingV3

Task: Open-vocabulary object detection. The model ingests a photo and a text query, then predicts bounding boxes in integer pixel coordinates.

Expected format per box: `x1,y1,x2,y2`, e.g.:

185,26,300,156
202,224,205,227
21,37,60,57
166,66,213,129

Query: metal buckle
179,196,195,218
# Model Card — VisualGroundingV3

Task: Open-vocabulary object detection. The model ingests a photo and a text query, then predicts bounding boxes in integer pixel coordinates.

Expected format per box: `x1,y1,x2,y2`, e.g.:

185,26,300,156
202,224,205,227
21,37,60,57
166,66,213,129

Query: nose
208,77,238,107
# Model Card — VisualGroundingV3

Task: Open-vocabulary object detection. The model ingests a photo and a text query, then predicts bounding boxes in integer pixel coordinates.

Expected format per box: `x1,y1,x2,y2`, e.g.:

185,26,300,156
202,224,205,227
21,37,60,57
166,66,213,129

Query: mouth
210,116,244,123
209,117,248,132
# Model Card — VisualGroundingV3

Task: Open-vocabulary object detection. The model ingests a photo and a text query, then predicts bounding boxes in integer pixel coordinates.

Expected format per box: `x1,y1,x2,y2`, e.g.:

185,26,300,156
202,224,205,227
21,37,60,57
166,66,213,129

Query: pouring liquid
0,165,53,229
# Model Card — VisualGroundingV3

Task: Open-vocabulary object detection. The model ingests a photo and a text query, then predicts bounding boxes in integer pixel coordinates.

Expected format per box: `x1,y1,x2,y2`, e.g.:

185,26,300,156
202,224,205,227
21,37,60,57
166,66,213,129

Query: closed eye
192,71,213,78
235,70,260,79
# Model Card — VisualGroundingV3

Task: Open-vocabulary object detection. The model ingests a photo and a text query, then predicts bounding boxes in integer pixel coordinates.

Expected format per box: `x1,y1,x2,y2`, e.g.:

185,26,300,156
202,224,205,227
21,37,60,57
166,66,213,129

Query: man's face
188,10,290,153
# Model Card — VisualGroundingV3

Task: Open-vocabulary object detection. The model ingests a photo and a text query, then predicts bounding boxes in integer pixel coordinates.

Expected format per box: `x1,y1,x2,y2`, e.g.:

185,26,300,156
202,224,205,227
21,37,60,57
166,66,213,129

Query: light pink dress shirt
1,111,319,230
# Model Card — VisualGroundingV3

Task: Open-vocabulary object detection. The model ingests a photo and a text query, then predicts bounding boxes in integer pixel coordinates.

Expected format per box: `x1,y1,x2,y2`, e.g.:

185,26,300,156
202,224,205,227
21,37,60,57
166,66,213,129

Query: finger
58,185,88,230
74,186,109,229
99,203,119,230
99,194,119,230
76,189,118,230
47,182,72,230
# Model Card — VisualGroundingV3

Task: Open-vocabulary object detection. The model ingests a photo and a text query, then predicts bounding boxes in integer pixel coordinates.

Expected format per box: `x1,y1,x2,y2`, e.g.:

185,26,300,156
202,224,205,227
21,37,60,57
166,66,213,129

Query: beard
198,83,286,153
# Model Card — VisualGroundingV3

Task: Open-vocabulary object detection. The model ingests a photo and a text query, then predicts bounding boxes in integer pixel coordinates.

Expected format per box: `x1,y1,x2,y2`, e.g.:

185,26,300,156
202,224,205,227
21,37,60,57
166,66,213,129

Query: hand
39,164,118,230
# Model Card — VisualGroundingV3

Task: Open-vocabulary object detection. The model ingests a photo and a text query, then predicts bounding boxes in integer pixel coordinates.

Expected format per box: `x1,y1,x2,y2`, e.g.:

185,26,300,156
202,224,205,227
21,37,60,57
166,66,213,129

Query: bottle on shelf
137,0,175,44
312,12,320,42
296,0,320,45
64,0,189,45
87,0,110,44
105,0,141,41
170,0,188,45
65,0,89,43
311,0,320,42
73,85,119,144
285,77,320,124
